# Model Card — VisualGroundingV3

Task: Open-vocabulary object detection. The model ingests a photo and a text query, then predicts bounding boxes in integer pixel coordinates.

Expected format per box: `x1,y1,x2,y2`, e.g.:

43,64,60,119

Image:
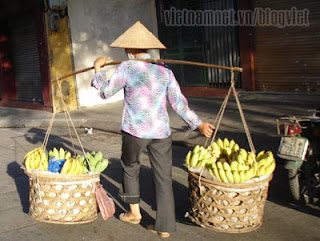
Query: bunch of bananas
85,151,109,173
48,147,71,160
60,157,84,175
24,147,48,171
185,138,276,183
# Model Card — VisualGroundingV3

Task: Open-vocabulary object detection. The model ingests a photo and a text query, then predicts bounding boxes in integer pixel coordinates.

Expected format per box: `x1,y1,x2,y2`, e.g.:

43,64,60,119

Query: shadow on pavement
7,161,30,214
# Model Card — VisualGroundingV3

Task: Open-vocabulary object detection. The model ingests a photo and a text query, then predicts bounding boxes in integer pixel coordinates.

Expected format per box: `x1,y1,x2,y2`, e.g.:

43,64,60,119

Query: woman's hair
125,49,148,55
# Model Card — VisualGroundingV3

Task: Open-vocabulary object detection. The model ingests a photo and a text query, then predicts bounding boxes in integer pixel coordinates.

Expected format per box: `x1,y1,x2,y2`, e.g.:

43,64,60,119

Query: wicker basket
25,169,100,224
187,171,272,233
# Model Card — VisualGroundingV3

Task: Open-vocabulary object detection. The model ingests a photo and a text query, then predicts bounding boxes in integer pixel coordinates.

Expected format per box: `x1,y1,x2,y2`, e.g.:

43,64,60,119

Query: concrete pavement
0,92,320,241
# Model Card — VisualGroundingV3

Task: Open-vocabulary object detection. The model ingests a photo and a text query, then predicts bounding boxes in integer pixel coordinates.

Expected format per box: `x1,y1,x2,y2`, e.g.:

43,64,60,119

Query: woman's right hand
198,122,215,138
94,56,110,73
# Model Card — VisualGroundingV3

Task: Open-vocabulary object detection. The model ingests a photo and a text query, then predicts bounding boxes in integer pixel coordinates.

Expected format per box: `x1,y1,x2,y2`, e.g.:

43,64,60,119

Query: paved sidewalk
1,92,320,147
0,92,320,241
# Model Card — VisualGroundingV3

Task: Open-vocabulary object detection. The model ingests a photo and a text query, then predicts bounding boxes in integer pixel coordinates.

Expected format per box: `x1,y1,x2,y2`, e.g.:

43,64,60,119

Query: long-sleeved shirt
91,56,202,139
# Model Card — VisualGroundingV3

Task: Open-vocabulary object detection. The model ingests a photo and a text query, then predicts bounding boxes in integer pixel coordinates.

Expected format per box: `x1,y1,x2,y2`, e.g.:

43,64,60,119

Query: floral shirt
91,56,202,139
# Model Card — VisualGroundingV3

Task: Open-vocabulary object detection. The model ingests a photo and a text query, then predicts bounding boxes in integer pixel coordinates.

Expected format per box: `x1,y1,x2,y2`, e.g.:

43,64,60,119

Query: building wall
47,15,78,112
67,0,160,107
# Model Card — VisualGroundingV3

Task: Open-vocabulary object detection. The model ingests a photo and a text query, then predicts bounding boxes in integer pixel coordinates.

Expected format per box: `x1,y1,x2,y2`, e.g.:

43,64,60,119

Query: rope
205,69,255,153
198,69,256,195
55,78,93,170
42,110,56,150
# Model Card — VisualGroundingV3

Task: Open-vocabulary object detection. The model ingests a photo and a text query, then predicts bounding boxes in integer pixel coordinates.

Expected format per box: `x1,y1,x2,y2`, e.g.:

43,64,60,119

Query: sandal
147,225,171,238
119,213,141,224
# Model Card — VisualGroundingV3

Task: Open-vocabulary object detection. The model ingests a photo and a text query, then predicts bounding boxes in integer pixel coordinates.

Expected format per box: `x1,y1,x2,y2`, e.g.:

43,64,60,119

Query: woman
91,21,214,238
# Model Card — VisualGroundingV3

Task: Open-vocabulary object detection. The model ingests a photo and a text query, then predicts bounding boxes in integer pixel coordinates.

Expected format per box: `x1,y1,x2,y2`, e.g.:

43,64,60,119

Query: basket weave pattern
27,170,100,224
187,171,272,233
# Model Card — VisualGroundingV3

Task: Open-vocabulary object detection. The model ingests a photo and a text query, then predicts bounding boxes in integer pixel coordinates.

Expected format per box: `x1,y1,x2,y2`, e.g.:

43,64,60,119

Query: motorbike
276,110,320,205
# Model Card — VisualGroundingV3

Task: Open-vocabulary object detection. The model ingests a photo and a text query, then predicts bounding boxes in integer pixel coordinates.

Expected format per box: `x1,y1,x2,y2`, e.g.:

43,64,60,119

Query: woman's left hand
198,122,215,138
94,56,110,73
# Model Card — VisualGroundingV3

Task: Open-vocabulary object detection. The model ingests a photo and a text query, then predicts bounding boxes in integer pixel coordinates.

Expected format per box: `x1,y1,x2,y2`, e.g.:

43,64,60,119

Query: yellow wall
47,15,78,113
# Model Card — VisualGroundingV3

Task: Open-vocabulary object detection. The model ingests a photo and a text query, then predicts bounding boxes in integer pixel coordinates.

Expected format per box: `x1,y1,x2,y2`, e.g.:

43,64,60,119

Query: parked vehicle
276,110,320,205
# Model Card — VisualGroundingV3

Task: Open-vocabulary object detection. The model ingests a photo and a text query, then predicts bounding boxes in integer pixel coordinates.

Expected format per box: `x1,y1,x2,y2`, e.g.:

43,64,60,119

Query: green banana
95,151,103,162
94,159,109,173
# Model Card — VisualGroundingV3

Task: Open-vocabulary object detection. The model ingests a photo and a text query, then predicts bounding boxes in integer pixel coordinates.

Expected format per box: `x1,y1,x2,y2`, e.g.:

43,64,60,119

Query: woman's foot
147,225,171,238
119,212,142,224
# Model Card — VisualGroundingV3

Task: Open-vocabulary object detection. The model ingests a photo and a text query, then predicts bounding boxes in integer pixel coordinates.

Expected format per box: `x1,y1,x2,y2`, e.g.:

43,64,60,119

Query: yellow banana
24,147,40,161
244,170,250,181
211,142,220,152
233,143,240,152
59,148,65,159
232,171,241,183
193,145,200,154
24,155,32,170
206,157,217,165
225,147,232,157
239,149,248,161
226,170,234,183
230,161,238,171
223,162,231,172
218,168,229,183
53,148,59,158
239,171,245,183
67,158,78,174
217,138,224,149
196,159,207,167
229,139,235,151
211,161,218,170
256,150,265,161
198,148,206,160
185,151,192,166
39,161,46,171
223,138,230,149
257,165,266,177
60,159,72,174
212,167,221,181
190,152,200,167
65,151,71,160
216,161,223,169
75,160,83,174
33,152,41,169
236,154,245,164
264,161,276,176
259,156,274,167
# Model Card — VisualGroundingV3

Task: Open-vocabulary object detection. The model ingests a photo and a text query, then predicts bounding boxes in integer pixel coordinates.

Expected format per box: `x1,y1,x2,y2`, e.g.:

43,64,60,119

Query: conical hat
110,21,166,49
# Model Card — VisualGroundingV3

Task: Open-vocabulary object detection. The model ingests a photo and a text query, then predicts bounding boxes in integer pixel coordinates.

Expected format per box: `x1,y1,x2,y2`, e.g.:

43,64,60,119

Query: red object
95,184,115,221
280,123,302,136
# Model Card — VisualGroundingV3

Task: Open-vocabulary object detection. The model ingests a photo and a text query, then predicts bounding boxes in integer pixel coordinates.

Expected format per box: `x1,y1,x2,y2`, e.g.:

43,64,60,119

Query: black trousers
119,131,176,232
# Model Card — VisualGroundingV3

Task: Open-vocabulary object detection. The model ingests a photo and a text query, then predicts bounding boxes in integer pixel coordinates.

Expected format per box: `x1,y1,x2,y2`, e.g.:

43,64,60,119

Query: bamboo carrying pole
52,59,243,81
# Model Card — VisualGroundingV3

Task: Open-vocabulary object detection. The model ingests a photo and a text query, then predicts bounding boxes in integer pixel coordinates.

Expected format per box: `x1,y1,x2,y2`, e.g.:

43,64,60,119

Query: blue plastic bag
48,157,66,173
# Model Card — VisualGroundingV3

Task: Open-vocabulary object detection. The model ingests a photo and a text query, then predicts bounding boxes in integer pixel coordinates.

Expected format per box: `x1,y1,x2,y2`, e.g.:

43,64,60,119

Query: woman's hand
94,56,110,73
198,122,215,138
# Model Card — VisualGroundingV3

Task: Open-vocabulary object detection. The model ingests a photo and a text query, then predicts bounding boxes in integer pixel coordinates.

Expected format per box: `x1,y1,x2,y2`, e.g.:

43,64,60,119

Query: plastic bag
95,184,115,221
48,157,65,173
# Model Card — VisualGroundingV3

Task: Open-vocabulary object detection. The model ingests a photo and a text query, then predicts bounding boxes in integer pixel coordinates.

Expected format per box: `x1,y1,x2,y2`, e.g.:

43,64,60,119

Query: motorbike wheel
288,168,301,202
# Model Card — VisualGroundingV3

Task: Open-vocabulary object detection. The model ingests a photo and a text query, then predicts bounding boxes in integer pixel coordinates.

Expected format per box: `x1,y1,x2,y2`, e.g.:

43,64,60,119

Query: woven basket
25,170,100,224
187,171,272,233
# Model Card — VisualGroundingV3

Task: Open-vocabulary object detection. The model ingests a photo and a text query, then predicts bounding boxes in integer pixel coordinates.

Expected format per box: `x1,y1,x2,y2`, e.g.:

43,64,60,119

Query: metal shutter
10,13,43,102
254,0,320,92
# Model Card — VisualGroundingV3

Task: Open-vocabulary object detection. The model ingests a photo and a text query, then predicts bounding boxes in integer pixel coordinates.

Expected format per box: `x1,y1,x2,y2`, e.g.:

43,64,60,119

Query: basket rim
189,171,273,188
25,169,100,181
